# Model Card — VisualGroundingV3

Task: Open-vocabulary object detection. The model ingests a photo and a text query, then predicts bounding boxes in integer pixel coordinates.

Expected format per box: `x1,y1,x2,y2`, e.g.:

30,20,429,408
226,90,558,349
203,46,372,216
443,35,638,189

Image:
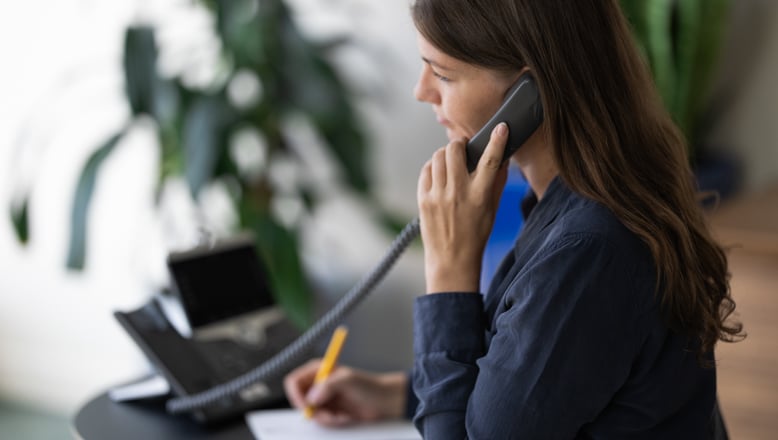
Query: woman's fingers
304,366,351,406
418,146,449,205
420,123,508,200
445,138,468,188
431,146,447,189
283,359,321,409
313,409,354,427
417,160,432,201
474,122,509,188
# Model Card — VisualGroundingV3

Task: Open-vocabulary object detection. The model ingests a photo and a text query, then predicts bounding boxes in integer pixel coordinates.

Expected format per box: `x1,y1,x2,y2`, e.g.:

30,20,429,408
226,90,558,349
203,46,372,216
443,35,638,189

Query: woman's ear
515,66,532,82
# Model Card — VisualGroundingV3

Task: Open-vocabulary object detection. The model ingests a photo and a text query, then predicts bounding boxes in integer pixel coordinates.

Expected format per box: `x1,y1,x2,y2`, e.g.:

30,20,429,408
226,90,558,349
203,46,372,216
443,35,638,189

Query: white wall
0,0,154,415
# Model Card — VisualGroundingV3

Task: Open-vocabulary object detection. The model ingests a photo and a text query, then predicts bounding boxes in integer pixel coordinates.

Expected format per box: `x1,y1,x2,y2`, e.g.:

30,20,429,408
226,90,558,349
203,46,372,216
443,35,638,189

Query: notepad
245,408,422,440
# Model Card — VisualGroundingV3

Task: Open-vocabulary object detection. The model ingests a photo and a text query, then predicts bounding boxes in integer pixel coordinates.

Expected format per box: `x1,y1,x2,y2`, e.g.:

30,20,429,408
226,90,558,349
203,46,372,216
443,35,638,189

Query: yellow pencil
304,325,349,419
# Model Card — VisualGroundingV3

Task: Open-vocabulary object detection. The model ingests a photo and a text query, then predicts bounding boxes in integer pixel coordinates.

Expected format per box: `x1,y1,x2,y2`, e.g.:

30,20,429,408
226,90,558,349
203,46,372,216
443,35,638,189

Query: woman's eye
432,71,451,82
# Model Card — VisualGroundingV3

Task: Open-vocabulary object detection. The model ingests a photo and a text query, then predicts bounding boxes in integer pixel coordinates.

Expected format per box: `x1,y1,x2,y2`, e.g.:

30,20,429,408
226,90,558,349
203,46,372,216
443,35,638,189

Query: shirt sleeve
405,370,419,419
412,233,650,439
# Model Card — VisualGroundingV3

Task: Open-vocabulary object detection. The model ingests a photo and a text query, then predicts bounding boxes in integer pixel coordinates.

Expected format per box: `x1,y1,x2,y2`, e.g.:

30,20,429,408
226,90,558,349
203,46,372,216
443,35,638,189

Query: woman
284,0,743,437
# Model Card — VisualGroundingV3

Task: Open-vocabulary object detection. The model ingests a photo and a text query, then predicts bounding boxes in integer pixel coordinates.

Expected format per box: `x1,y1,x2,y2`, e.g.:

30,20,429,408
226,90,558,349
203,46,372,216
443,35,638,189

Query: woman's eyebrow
421,56,456,72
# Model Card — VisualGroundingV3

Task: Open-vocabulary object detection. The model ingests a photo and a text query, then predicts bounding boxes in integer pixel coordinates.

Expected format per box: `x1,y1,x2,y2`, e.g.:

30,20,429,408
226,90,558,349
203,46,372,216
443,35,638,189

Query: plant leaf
675,0,702,144
67,129,127,270
645,0,677,117
212,0,266,67
620,0,646,42
688,0,731,147
314,109,370,194
151,77,180,131
124,26,159,116
182,95,233,197
241,204,312,329
277,18,371,194
620,0,651,62
9,198,30,244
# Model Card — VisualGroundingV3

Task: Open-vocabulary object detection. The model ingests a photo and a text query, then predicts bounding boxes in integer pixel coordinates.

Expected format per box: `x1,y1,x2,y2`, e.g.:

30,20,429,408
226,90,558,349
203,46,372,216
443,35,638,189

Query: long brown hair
411,0,744,359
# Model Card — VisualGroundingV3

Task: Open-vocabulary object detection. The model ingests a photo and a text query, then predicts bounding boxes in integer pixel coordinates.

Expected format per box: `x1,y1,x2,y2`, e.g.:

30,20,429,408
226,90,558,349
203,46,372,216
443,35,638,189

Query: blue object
480,166,529,292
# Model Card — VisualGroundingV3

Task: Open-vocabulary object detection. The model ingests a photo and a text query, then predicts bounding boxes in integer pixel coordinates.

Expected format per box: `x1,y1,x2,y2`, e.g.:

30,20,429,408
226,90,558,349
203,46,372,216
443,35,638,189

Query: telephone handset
466,72,543,172
167,73,544,416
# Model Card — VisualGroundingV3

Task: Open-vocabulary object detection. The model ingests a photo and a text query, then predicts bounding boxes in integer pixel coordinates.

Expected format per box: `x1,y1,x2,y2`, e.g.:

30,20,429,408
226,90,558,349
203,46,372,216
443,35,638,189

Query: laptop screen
167,239,276,328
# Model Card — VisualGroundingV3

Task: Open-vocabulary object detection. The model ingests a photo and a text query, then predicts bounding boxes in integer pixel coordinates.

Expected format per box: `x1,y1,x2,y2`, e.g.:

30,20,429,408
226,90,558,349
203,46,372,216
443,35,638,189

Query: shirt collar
521,175,565,221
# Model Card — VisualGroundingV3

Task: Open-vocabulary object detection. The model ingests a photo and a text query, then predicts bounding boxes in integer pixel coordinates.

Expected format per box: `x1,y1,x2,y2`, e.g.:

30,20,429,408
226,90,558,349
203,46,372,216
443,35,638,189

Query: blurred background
1,0,777,438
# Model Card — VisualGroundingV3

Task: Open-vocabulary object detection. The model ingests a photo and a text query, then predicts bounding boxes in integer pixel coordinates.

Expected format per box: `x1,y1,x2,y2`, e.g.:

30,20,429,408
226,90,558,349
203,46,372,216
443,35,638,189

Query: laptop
113,236,307,424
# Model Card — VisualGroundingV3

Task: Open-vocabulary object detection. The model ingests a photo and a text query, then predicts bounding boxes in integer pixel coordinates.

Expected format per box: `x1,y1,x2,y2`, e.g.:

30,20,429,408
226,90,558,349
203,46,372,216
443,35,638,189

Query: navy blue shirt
411,177,716,439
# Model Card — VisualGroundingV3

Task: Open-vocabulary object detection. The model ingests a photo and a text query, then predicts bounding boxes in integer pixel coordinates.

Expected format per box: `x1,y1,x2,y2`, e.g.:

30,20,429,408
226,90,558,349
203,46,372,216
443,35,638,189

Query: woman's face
414,33,517,142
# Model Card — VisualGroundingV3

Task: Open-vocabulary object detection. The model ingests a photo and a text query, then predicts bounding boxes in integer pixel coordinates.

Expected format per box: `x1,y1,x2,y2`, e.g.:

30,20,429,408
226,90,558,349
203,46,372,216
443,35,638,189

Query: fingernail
495,122,508,137
306,386,321,402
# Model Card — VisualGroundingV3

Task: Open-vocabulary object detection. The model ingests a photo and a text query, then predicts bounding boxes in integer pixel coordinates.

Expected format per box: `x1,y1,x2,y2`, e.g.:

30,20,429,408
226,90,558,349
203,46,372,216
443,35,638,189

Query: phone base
108,374,171,402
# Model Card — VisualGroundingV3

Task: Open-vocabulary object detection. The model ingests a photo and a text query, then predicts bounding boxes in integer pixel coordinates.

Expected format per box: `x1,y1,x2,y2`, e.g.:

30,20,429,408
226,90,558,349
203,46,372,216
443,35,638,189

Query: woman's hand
283,359,408,427
417,122,510,293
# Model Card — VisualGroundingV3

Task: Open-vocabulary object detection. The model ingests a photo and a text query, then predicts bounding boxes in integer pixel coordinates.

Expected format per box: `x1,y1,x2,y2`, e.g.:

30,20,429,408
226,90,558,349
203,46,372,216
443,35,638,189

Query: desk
72,392,253,440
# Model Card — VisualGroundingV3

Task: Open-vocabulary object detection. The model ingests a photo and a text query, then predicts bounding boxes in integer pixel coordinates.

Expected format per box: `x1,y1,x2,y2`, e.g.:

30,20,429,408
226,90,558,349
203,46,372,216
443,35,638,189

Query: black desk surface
73,392,254,440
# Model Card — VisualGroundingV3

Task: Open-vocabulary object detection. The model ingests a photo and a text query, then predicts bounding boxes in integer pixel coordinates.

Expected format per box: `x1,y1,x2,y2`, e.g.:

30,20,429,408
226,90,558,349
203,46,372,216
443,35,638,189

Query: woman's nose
414,68,439,104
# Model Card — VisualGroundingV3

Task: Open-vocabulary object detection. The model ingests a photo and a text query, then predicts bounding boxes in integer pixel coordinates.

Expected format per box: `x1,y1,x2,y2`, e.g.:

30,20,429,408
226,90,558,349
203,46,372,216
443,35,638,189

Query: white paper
245,408,422,440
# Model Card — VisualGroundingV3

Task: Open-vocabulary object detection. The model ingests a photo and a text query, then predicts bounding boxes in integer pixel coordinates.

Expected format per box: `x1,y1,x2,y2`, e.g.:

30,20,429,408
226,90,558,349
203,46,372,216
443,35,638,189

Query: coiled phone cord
166,216,421,414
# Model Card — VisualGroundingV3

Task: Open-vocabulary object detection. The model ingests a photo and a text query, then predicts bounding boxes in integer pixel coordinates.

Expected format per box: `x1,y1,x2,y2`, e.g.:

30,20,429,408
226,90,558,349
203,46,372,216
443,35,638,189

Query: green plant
9,0,376,327
620,0,732,158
